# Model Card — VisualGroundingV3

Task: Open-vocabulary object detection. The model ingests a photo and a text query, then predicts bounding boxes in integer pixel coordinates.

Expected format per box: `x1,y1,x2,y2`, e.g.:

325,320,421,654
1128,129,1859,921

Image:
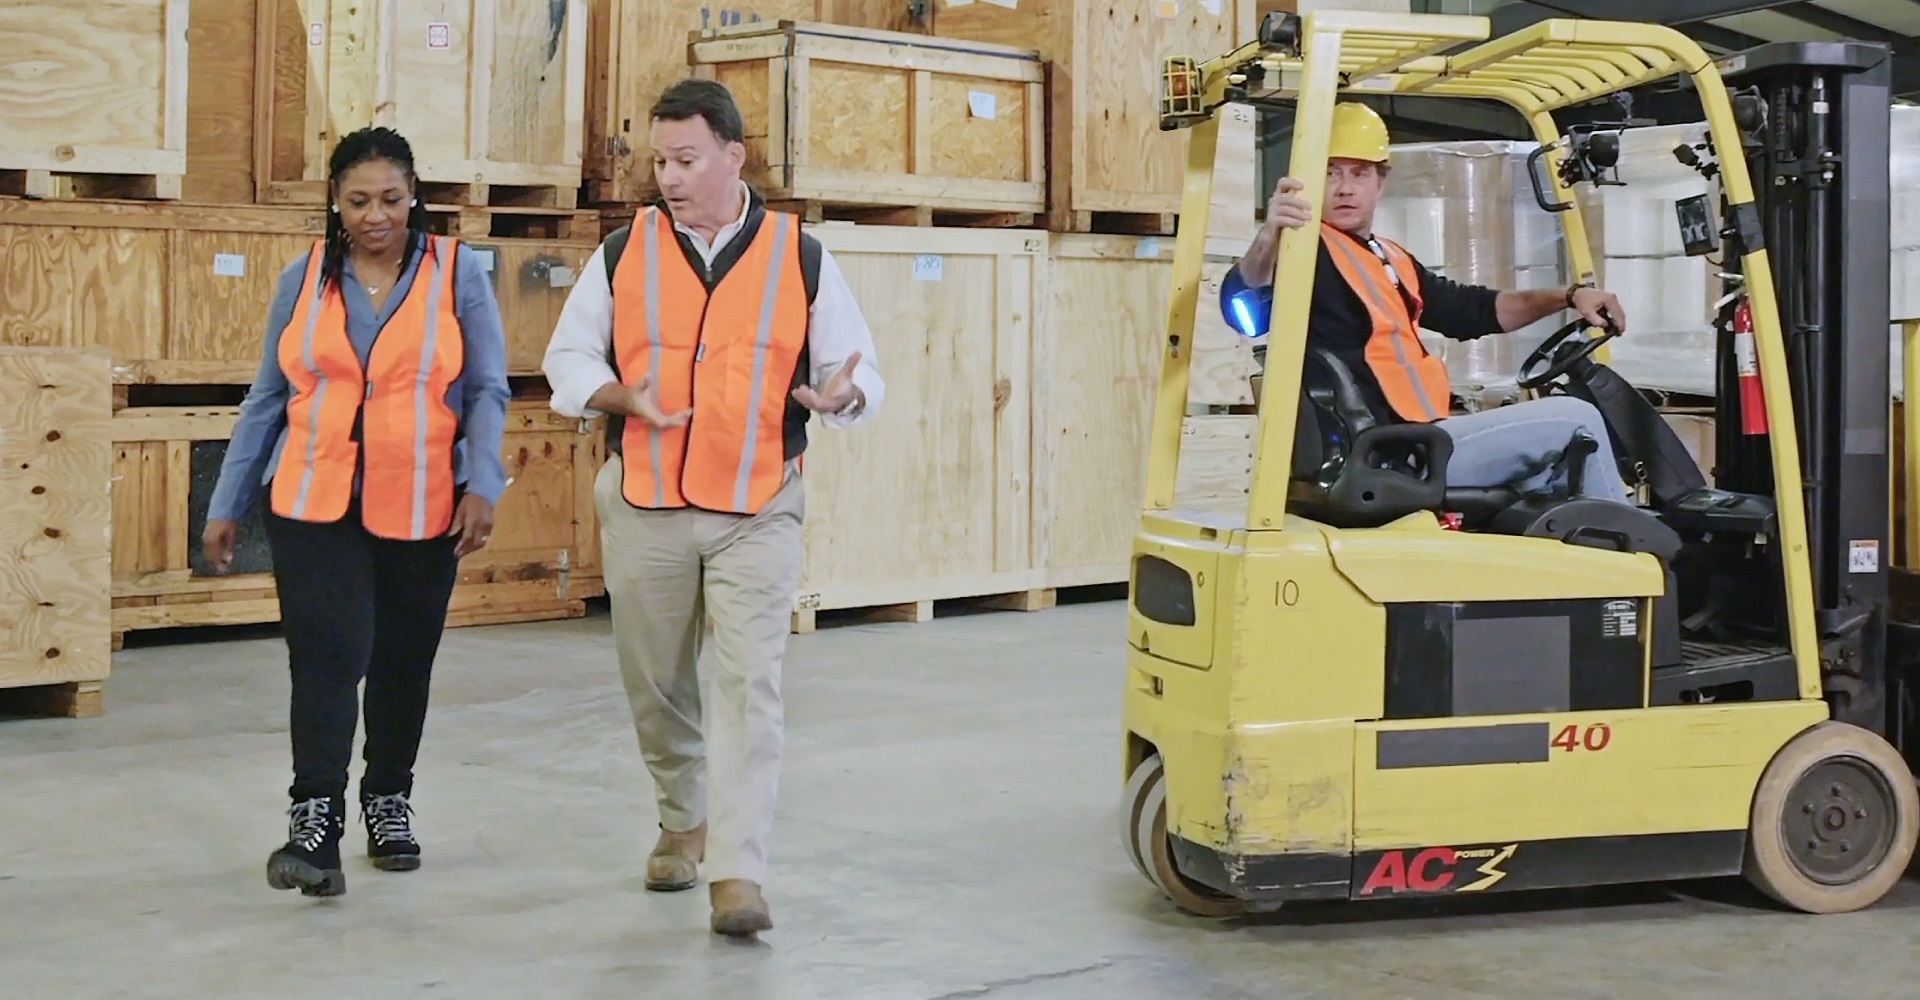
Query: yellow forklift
1122,9,1920,916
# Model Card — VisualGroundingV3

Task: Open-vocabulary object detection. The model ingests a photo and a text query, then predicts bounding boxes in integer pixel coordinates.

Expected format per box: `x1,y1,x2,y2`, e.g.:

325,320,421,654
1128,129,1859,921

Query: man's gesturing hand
792,352,863,414
625,374,692,429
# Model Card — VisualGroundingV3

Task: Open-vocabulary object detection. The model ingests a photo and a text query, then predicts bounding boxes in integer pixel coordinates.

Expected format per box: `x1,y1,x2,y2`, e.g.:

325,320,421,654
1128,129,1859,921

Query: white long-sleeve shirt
542,186,884,430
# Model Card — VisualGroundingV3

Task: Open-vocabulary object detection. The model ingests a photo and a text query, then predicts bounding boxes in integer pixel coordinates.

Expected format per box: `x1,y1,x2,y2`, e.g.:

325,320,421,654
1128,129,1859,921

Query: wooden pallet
433,204,601,241
1051,209,1178,237
766,200,1035,229
0,169,182,202
791,587,1059,634
0,681,104,720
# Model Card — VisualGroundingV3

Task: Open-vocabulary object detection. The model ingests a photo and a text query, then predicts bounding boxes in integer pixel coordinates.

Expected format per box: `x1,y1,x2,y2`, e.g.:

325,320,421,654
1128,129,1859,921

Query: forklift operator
1220,102,1635,505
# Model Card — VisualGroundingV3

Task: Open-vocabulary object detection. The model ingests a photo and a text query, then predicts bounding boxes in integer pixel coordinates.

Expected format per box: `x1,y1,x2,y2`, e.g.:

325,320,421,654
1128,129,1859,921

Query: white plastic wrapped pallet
1373,140,1571,404
1889,105,1920,401
1573,122,1721,397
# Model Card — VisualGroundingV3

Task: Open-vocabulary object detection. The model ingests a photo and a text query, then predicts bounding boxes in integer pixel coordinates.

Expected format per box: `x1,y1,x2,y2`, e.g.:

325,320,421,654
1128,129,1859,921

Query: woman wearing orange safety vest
201,127,512,899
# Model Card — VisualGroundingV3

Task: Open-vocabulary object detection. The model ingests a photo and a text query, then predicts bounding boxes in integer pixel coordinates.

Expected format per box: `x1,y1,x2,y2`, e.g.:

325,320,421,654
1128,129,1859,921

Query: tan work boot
644,823,705,892
709,879,773,937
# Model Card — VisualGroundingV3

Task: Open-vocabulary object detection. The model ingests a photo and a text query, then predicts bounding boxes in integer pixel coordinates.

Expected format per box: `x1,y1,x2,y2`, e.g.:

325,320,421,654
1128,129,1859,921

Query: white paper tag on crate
548,265,576,288
913,255,944,281
980,0,1017,9
309,22,323,46
427,22,451,48
1850,539,1880,574
1154,0,1178,17
967,91,997,120
471,247,496,272
1136,237,1162,259
213,253,247,278
945,0,976,6
1199,0,1222,14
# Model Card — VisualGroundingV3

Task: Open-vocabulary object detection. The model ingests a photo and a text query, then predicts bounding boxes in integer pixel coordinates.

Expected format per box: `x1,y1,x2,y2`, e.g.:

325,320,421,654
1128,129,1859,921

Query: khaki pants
593,450,805,886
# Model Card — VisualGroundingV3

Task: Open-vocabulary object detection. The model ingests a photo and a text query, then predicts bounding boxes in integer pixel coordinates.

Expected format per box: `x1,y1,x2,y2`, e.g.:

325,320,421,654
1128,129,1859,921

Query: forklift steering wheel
1516,312,1620,391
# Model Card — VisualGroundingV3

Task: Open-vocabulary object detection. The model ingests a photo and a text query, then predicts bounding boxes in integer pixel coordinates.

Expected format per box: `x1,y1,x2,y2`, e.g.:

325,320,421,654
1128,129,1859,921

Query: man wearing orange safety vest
1220,102,1635,504
541,79,883,939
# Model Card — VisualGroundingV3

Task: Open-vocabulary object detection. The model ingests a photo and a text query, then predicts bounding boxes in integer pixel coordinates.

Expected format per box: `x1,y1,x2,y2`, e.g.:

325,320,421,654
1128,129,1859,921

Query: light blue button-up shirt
207,233,512,524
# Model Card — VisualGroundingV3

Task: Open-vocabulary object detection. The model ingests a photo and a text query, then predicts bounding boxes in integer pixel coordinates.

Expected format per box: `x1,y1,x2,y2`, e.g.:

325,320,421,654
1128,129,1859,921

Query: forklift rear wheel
1743,721,1920,914
1123,754,1253,918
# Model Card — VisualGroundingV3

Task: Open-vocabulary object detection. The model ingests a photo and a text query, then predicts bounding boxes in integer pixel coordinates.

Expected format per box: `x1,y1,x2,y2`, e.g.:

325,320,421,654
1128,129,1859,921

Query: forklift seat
1287,348,1527,529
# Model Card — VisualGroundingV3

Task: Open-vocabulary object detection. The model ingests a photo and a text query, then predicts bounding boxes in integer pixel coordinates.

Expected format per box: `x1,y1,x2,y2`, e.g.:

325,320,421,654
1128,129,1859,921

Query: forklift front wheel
1743,720,1920,914
1123,754,1254,918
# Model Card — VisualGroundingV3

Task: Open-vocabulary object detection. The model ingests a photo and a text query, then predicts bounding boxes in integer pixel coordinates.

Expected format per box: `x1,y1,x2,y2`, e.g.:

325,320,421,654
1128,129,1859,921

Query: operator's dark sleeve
1410,257,1503,342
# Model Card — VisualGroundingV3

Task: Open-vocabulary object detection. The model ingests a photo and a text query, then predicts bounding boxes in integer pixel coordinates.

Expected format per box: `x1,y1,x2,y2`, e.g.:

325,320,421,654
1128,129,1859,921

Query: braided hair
322,126,434,291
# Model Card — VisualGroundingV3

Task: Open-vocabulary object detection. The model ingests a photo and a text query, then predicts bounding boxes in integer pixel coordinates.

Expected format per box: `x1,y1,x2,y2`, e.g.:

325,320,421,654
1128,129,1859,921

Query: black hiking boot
266,796,346,897
361,790,422,872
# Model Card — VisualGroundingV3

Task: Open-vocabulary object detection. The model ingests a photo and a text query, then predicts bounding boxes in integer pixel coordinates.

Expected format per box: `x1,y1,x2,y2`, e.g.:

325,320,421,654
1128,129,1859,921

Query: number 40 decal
1552,722,1612,753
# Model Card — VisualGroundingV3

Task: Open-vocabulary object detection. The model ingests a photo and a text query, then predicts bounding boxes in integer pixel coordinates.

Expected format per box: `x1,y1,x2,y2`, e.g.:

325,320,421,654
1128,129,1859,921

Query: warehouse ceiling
1350,0,1920,140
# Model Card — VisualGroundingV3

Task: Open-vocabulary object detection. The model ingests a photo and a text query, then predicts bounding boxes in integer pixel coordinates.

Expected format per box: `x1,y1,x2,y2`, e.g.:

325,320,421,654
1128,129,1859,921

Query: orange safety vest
1320,223,1451,422
270,235,466,540
608,206,810,514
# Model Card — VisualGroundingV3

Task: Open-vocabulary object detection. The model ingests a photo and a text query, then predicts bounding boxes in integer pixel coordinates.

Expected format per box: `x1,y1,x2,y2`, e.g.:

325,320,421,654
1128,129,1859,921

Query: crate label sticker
548,265,576,289
427,22,451,48
213,253,247,278
1850,539,1880,574
967,91,997,121
980,0,1017,9
1199,0,1222,14
913,254,944,282
945,0,974,6
309,22,324,46
471,247,496,272
1155,0,1178,17
1136,237,1162,259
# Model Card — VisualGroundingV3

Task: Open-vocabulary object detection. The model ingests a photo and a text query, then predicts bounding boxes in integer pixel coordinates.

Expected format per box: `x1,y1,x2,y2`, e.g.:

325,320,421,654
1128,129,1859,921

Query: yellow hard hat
1328,102,1390,163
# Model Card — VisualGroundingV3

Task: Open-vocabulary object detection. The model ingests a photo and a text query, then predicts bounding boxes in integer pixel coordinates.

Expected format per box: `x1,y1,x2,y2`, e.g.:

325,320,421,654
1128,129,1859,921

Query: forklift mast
1711,42,1894,739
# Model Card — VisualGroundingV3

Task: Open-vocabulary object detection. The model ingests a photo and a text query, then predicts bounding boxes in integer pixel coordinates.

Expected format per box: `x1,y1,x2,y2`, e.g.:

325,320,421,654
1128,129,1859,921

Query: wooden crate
0,0,189,200
689,21,1046,225
927,0,1256,233
0,198,594,385
793,224,1045,622
0,348,114,717
107,399,606,642
1034,233,1257,587
584,0,929,205
254,0,589,208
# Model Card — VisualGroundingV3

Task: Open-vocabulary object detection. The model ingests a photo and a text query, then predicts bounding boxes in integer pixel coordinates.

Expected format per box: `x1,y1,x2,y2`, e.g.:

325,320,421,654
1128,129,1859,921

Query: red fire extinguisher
1733,297,1769,435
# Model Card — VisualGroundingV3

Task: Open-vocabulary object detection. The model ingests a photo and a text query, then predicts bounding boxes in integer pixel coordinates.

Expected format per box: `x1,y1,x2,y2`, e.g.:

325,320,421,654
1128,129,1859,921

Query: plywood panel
796,224,1043,609
0,200,592,383
1036,235,1259,585
107,400,606,638
258,0,588,203
0,347,113,691
928,0,1255,226
0,0,188,189
183,0,260,203
0,222,170,366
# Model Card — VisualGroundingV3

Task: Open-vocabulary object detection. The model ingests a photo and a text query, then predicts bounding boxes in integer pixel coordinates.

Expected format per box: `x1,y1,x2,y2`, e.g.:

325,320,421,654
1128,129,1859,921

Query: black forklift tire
1742,720,1920,914
1124,754,1253,918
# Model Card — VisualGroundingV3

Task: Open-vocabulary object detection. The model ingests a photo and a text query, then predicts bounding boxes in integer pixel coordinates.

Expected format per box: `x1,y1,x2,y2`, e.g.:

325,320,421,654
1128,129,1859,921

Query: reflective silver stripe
291,255,330,518
734,213,791,511
410,238,450,538
642,209,666,506
1332,236,1439,422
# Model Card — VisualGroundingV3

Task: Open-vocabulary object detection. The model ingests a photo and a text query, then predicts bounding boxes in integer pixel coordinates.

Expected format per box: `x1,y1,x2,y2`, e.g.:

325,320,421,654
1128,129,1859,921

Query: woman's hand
202,519,239,574
449,495,496,557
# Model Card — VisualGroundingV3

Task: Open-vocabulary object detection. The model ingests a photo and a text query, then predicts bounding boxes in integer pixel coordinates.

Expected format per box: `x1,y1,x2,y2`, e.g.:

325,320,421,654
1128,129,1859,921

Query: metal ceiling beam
1490,0,1805,36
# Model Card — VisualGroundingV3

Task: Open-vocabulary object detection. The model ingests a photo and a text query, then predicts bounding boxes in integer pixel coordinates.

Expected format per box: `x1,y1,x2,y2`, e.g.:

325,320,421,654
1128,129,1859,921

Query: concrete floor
5,599,1920,1000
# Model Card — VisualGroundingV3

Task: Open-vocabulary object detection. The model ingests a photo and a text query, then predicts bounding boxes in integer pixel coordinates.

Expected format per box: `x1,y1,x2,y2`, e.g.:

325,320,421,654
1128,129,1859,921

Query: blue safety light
1218,266,1273,340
